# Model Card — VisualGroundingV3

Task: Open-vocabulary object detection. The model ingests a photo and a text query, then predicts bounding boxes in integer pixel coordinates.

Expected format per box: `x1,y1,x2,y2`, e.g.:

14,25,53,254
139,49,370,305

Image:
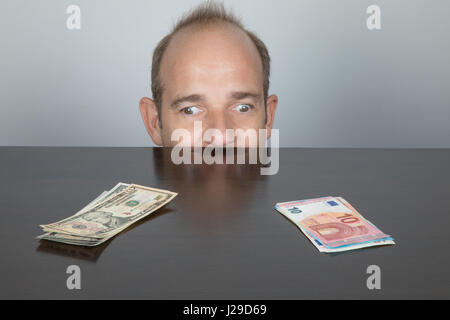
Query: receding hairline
161,20,263,73
173,17,245,35
151,1,271,123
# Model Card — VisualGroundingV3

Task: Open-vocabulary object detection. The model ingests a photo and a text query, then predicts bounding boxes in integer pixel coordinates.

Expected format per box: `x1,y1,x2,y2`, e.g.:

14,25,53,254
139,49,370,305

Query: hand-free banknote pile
37,182,177,246
275,196,394,253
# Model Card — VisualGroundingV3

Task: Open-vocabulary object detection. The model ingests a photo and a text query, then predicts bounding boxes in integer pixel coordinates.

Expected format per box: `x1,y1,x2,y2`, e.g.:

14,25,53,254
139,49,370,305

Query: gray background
1,0,449,147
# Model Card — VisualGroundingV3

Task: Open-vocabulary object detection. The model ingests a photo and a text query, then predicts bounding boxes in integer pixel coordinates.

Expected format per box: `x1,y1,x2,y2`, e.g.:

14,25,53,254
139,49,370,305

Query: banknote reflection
36,239,111,262
36,206,174,262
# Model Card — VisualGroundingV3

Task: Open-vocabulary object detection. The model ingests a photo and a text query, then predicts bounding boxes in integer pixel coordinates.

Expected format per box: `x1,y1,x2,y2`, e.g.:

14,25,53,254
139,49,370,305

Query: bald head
160,22,264,114
139,2,277,147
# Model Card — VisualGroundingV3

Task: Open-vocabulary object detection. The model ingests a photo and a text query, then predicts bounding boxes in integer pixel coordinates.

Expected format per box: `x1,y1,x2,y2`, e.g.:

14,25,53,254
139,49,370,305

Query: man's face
140,22,277,147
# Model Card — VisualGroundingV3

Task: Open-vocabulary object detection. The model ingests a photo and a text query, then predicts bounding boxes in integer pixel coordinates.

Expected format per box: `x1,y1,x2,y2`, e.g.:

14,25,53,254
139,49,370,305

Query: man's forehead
160,22,263,89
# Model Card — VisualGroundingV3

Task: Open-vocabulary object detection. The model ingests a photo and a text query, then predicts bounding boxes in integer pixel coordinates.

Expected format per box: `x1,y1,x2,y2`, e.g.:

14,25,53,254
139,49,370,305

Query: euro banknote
275,196,395,253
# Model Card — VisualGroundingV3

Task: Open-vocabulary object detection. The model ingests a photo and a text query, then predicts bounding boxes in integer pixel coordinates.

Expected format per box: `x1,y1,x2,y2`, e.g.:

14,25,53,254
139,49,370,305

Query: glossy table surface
1,147,449,299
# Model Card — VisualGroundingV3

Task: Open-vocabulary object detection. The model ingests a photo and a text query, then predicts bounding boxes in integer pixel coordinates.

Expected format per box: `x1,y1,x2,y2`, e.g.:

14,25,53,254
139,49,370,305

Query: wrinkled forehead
160,22,263,96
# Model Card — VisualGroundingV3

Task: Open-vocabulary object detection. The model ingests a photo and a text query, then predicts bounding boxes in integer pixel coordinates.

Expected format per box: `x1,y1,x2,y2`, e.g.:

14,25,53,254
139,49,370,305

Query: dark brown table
1,147,449,299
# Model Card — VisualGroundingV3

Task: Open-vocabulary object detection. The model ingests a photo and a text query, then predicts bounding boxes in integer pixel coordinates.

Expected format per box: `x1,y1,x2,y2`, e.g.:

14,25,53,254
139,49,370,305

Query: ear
139,97,163,146
264,94,278,139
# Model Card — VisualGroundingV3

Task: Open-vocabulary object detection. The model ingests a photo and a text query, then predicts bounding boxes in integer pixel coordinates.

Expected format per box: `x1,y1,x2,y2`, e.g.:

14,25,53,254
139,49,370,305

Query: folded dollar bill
37,182,177,246
275,196,395,253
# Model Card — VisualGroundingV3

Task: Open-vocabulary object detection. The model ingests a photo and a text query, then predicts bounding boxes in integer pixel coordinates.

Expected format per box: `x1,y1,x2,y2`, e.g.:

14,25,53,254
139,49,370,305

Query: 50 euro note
275,196,395,253
38,183,177,246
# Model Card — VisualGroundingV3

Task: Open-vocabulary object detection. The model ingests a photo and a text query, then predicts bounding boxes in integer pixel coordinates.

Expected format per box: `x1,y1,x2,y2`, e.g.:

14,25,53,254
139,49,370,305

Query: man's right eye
180,106,201,115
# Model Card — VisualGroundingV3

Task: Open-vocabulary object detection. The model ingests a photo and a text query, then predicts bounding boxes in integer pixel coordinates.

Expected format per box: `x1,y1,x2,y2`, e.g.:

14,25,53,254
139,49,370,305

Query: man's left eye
233,104,252,113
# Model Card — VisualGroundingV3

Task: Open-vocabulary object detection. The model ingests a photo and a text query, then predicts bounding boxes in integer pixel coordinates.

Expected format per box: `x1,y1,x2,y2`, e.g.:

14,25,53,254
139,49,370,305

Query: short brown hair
151,1,271,115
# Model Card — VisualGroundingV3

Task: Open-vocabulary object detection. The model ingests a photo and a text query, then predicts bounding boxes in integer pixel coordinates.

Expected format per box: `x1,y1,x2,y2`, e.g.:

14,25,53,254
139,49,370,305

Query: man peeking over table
139,1,278,148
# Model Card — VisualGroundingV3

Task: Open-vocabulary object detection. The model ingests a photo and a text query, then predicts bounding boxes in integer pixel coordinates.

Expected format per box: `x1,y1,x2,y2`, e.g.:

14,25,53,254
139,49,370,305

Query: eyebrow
170,94,205,109
169,91,262,109
229,91,262,101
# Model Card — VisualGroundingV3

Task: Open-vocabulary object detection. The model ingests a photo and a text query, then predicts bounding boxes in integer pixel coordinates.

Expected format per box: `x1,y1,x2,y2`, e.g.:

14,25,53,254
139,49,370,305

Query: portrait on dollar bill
68,210,132,230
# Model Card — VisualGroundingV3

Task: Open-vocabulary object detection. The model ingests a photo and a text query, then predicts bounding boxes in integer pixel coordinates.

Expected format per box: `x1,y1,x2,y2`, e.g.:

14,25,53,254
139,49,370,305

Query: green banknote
37,183,177,246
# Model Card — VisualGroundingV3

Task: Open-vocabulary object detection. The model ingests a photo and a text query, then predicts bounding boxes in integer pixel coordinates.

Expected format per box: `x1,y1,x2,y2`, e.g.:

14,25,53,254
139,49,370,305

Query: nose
203,111,231,147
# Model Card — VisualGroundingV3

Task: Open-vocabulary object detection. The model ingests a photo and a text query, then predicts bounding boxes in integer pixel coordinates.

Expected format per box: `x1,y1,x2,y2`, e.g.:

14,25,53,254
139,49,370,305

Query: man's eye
233,104,252,113
181,106,201,115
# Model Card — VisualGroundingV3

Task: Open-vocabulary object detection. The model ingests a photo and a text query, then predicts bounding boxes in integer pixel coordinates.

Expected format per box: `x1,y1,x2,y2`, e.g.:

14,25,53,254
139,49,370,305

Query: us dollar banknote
37,183,177,246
